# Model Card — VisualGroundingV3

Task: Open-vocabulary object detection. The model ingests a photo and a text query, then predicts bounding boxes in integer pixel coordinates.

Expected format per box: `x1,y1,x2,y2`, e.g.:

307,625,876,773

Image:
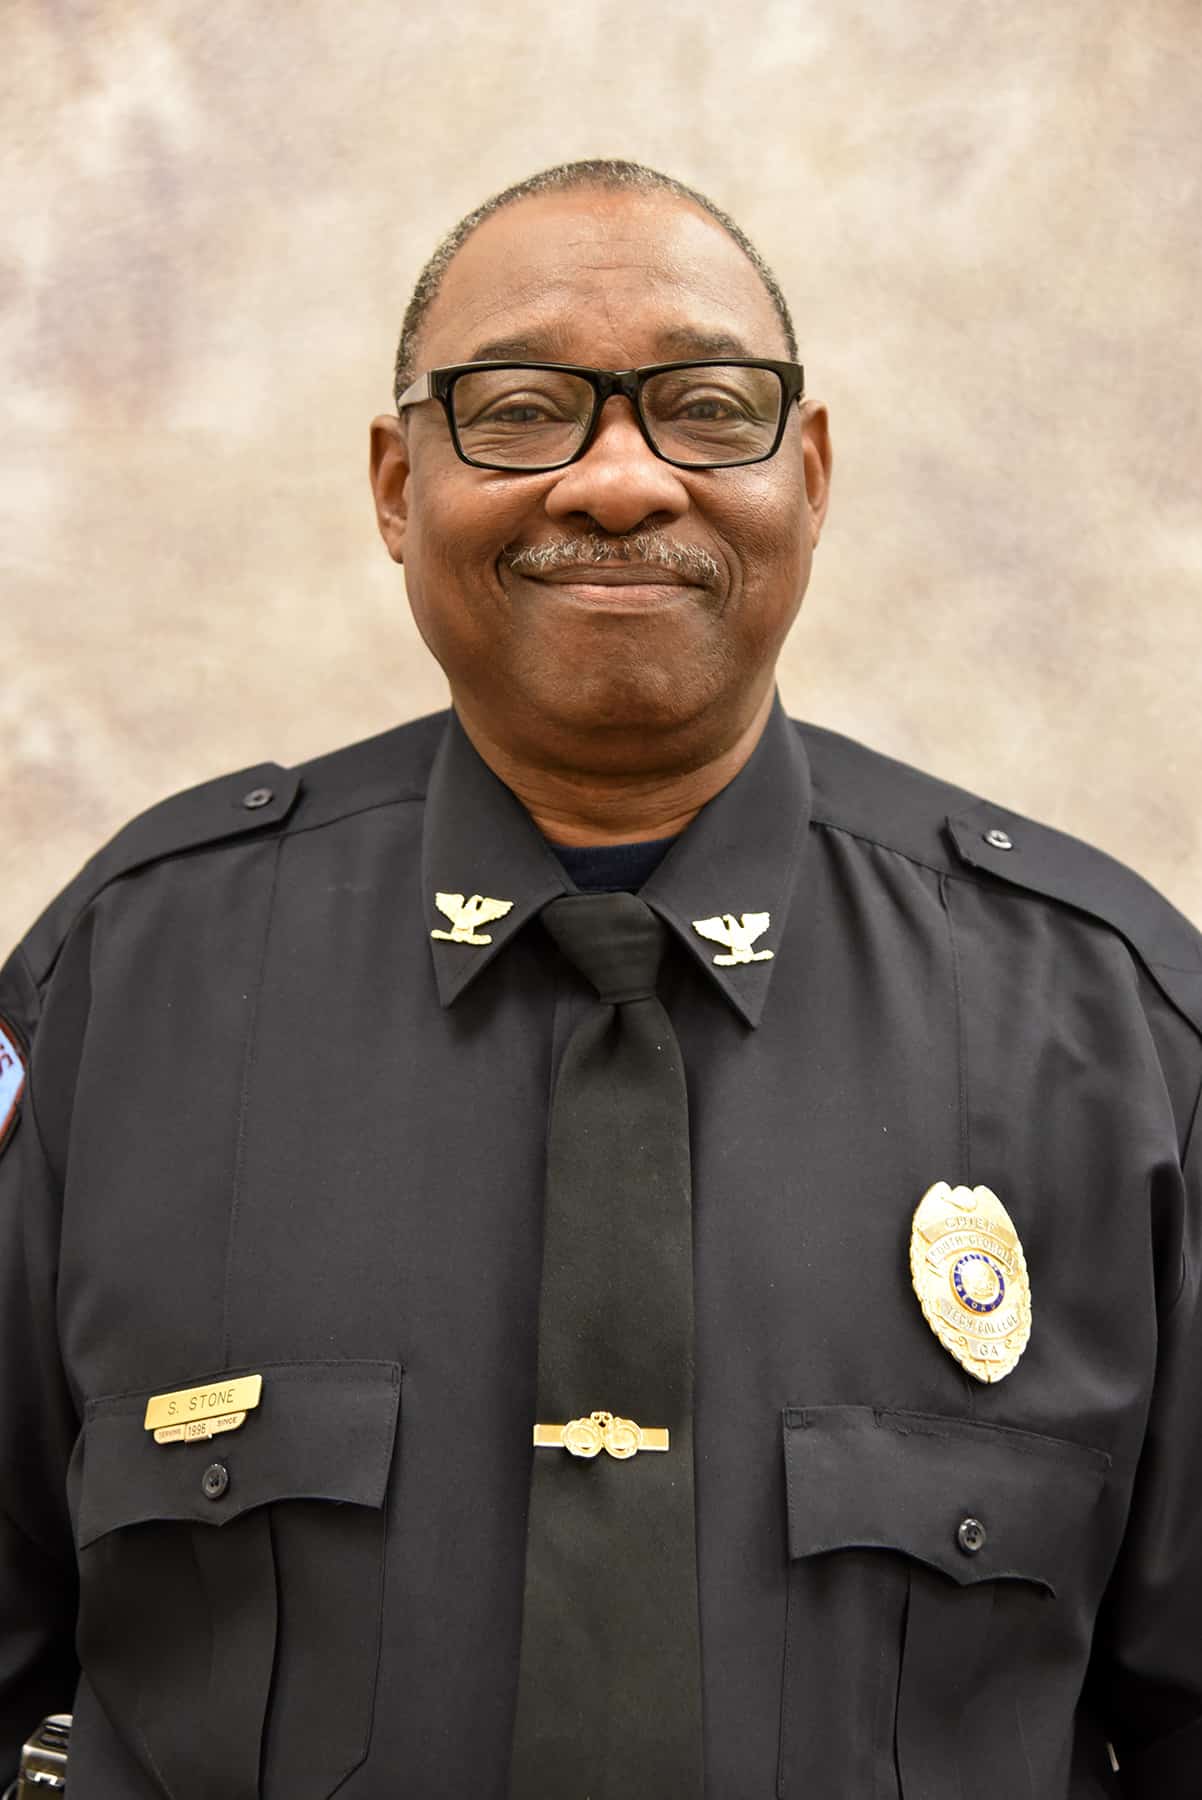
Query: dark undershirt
549,835,678,893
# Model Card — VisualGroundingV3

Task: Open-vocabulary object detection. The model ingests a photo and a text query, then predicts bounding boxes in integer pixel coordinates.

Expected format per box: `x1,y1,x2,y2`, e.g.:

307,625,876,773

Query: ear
799,401,832,548
369,414,411,563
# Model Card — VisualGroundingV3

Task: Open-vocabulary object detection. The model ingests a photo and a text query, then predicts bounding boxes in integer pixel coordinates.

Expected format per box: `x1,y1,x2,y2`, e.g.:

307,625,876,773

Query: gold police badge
909,1182,1032,1382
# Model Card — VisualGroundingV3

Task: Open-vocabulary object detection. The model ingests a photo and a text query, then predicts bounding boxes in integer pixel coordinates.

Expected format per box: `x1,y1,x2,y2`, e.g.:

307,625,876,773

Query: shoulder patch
0,1015,26,1152
948,799,1202,1040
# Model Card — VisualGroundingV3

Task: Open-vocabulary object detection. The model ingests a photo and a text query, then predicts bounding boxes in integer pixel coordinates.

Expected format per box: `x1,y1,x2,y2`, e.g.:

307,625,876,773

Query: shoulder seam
1165,1069,1202,1315
15,942,40,1009
29,790,428,995
280,791,426,838
811,814,1202,1050
811,814,960,885
812,815,1202,948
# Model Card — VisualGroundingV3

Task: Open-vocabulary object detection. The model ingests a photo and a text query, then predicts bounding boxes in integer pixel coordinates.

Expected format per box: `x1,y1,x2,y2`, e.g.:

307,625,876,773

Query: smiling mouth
510,565,709,612
528,564,704,589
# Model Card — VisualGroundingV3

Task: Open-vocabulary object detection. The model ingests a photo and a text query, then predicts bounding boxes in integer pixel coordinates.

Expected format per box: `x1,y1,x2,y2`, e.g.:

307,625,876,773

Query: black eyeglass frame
395,358,806,472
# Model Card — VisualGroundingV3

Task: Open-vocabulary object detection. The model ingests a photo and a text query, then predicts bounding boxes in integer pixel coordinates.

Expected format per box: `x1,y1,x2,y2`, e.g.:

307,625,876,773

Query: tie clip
533,1410,669,1460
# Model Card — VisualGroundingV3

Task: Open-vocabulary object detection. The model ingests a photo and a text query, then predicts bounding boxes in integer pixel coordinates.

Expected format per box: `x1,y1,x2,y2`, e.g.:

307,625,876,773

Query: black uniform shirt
1,699,1200,1798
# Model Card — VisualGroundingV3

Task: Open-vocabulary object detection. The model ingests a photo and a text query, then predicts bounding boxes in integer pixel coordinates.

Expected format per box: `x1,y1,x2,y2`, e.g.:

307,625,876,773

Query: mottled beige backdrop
4,1,1200,949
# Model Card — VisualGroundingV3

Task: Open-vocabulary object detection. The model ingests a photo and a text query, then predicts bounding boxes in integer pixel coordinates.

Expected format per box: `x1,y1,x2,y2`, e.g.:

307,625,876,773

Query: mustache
502,532,721,587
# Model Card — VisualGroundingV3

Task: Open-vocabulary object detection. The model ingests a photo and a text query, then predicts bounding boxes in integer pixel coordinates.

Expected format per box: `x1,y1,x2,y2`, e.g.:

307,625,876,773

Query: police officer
1,159,1199,1798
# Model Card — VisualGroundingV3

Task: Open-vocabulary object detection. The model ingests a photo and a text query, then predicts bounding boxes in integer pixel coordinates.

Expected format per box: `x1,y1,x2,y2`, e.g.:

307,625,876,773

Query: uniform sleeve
1091,1066,1202,1796
0,943,80,1775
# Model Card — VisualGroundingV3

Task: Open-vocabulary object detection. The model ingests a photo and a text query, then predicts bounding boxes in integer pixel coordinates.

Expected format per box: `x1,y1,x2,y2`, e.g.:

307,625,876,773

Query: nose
542,397,691,535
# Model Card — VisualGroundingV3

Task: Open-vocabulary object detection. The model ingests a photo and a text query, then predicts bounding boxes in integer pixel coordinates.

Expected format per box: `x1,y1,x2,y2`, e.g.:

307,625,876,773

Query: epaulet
947,797,1202,1042
21,761,301,988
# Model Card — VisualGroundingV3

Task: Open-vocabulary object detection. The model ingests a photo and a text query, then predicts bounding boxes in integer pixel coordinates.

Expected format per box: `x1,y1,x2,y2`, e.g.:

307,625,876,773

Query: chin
526,657,732,754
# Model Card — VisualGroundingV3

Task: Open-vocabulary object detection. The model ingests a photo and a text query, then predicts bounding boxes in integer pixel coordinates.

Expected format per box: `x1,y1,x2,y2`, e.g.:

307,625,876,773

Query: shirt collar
422,695,812,1028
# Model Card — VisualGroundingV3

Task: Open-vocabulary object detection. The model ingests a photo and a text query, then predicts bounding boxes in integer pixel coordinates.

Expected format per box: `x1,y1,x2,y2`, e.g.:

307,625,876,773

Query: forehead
417,188,790,367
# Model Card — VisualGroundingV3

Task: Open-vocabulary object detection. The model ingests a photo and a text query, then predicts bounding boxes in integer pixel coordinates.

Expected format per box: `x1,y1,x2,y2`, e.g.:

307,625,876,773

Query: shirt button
983,828,1013,851
242,787,273,811
956,1515,986,1555
202,1462,230,1501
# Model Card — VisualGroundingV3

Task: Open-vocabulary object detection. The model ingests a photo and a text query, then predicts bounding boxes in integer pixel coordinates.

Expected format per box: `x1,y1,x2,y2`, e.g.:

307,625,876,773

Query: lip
510,567,706,613
525,564,705,589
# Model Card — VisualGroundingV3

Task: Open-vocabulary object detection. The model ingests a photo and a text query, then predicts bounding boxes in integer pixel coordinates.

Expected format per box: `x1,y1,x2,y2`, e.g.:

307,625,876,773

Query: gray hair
393,158,798,405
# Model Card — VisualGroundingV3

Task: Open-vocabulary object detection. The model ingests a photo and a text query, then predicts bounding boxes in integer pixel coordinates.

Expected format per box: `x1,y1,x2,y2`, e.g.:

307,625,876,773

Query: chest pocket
75,1359,401,1800
777,1405,1110,1800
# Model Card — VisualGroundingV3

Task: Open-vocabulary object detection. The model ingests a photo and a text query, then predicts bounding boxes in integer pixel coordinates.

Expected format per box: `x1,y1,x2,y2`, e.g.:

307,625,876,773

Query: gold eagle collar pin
910,1182,1032,1382
691,911,774,965
431,892,515,946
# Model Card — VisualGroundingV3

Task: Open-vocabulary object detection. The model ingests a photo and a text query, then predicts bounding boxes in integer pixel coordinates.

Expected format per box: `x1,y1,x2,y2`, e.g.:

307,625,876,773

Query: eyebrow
462,327,759,366
465,336,566,363
655,328,754,358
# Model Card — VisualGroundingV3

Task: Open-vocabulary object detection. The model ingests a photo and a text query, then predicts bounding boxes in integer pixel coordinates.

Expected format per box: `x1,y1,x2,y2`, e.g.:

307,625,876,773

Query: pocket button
956,1515,986,1554
202,1462,230,1501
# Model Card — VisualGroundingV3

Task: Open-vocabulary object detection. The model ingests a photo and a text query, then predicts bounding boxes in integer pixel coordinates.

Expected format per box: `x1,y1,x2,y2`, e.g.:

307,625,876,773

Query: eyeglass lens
450,364,785,467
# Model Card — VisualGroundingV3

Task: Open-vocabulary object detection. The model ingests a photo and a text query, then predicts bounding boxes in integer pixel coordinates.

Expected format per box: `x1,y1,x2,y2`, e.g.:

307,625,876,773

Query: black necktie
509,892,704,1799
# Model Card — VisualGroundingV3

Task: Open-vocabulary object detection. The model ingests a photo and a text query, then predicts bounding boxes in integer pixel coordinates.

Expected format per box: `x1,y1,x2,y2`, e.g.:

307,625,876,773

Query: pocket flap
783,1405,1109,1594
78,1360,401,1548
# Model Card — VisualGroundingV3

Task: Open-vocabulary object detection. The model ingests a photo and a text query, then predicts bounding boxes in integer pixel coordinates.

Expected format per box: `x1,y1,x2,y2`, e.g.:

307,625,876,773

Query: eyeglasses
395,359,805,472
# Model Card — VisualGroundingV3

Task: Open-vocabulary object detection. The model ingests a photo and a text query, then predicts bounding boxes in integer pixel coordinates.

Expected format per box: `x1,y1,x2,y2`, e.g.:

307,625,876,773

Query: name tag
151,1410,248,1445
144,1374,262,1433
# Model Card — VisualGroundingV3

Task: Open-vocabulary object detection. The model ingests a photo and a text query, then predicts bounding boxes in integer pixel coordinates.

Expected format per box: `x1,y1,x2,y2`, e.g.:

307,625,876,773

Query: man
0,159,1199,1798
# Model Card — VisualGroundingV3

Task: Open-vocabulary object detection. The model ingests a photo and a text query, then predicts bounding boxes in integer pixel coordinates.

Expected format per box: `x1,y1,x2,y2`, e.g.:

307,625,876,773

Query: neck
453,687,776,846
